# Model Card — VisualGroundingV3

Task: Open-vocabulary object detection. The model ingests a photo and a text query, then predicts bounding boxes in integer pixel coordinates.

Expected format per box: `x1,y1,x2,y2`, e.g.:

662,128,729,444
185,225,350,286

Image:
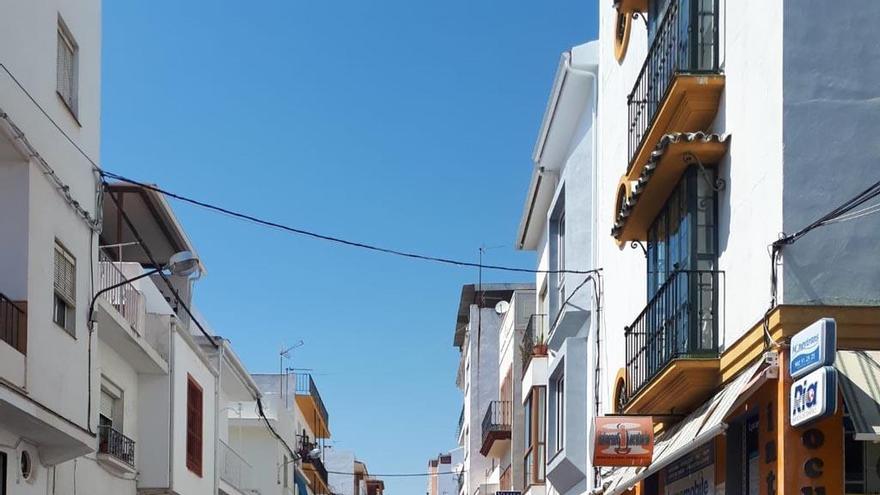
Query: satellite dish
494,301,510,315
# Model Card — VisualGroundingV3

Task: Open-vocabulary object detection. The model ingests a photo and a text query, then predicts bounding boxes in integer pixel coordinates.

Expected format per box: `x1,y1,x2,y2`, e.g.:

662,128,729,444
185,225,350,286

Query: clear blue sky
102,2,597,494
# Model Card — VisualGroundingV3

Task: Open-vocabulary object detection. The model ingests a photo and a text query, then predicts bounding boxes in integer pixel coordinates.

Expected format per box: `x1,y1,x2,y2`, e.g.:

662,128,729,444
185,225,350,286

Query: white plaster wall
712,0,785,344
465,306,501,495
171,331,217,495
780,0,880,306
326,450,356,495
595,0,787,411
0,0,102,442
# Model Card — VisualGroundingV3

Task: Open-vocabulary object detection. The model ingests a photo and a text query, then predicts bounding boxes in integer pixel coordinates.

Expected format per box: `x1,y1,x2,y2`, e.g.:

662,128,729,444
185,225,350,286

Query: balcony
219,439,254,493
623,270,723,415
480,400,511,457
522,314,548,372
0,293,26,355
298,438,330,495
295,373,330,438
98,253,146,334
97,425,135,470
94,252,170,373
626,0,723,180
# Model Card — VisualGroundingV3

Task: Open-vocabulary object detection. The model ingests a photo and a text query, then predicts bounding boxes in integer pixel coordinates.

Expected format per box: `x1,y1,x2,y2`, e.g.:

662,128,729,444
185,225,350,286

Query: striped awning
836,350,880,441
601,360,763,495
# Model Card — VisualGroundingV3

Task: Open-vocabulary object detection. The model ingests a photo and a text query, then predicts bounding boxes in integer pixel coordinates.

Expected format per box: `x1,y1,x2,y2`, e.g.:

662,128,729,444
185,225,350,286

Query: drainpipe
168,316,177,491
560,49,602,492
214,341,225,495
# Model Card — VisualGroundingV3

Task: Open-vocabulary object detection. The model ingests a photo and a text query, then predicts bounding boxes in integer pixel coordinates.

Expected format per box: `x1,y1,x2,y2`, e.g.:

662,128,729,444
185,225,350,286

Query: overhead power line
326,470,463,477
100,170,599,276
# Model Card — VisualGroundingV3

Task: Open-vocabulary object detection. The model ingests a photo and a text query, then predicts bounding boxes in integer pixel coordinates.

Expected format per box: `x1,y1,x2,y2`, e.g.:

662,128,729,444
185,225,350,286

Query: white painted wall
0,0,101,491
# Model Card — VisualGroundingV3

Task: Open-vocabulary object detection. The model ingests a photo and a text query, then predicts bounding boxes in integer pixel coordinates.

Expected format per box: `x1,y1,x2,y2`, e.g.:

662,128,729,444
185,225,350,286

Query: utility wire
326,470,463,477
100,170,600,276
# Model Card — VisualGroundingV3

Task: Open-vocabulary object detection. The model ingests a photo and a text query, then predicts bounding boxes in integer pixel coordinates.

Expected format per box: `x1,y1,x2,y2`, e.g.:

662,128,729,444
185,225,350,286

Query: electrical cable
103,184,219,348
257,397,297,461
763,178,880,349
99,170,601,276
326,470,464,477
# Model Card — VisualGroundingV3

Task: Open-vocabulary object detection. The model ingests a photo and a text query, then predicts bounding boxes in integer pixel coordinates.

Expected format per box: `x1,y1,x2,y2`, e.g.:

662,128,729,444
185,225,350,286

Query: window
844,406,880,493
554,375,564,453
524,387,546,487
56,17,78,117
556,211,566,305
646,167,717,297
53,242,76,335
550,195,566,320
186,374,204,476
283,454,289,488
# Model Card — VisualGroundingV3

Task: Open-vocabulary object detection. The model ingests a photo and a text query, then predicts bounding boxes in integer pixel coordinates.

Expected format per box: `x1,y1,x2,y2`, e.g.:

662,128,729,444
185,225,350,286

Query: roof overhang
102,183,205,274
453,283,534,347
517,41,598,250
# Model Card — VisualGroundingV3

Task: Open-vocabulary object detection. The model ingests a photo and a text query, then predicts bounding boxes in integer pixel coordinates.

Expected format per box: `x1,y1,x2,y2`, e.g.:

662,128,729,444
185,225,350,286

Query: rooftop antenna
280,340,304,399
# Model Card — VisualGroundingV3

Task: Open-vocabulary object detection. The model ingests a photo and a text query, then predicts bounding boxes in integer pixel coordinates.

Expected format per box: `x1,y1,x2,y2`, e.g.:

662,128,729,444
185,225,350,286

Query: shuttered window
56,19,78,116
186,374,203,476
53,242,76,335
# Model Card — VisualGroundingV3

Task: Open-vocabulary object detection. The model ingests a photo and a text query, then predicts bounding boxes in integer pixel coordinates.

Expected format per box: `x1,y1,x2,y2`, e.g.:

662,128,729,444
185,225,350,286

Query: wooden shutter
186,374,203,476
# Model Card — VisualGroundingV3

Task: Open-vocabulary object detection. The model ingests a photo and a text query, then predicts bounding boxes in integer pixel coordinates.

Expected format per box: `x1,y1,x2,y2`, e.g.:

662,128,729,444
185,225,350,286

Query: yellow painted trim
623,358,720,415
617,0,647,13
627,75,726,183
613,10,633,63
296,394,331,439
720,305,880,383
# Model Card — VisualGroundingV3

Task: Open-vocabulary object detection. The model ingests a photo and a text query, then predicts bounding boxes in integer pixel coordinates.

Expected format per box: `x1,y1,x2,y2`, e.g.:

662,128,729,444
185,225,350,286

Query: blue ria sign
789,318,836,379
790,366,837,427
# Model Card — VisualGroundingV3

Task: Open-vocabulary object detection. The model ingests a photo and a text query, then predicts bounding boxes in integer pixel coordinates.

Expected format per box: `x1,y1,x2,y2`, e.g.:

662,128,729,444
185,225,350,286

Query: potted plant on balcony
533,331,548,357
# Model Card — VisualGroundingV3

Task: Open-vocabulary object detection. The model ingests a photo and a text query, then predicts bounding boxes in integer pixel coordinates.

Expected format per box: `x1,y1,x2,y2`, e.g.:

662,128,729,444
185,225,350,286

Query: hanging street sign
789,318,836,379
790,366,838,427
593,416,654,467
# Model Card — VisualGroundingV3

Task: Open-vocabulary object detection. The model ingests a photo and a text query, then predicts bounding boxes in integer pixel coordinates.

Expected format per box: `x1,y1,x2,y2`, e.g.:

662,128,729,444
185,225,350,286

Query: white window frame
554,374,565,453
56,16,79,118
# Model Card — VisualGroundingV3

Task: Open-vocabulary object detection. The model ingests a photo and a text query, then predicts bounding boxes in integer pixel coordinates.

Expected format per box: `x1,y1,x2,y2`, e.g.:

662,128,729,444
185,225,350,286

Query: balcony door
645,166,718,359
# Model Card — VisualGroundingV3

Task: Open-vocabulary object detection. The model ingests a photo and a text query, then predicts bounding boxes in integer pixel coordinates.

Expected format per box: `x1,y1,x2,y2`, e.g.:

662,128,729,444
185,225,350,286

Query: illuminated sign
592,416,654,467
789,318,836,379
790,366,837,427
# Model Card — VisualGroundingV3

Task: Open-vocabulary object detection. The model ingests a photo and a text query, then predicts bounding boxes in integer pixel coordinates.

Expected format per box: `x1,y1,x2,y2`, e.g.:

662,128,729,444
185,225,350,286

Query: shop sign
789,318,836,379
664,443,714,495
592,416,654,467
790,366,837,427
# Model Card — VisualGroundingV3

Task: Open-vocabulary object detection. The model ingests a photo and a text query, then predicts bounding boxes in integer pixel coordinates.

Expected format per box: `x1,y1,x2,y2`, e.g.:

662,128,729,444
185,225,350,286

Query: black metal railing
521,314,548,371
297,437,329,485
624,270,723,400
481,400,511,444
626,0,720,171
296,373,330,428
0,293,26,354
98,425,135,467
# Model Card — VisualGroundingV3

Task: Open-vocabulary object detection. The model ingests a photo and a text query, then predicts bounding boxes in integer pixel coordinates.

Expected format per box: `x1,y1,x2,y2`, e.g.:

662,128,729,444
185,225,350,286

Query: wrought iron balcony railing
0,293,26,354
98,425,135,467
521,314,548,371
296,373,330,428
626,0,720,171
624,270,723,401
481,400,511,444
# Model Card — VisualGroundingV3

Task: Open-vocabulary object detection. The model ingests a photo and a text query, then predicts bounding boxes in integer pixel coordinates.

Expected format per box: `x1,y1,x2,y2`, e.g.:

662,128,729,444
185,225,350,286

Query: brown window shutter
186,375,203,476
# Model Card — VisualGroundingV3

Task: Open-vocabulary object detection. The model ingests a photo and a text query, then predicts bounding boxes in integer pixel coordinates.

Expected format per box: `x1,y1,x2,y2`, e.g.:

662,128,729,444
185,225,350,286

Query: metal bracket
632,11,648,27
630,240,647,257
683,151,726,192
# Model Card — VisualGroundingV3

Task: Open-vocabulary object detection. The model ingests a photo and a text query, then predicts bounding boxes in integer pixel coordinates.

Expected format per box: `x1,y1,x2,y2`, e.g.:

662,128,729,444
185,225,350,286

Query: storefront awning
836,350,880,442
601,360,763,495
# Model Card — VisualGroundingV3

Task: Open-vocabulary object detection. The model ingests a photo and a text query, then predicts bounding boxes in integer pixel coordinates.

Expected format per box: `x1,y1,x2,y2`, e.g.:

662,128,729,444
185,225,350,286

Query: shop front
600,312,880,495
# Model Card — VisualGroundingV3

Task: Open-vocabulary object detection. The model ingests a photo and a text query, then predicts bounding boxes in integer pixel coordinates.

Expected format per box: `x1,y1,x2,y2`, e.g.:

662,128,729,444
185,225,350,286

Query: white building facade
594,0,880,494
0,0,103,493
